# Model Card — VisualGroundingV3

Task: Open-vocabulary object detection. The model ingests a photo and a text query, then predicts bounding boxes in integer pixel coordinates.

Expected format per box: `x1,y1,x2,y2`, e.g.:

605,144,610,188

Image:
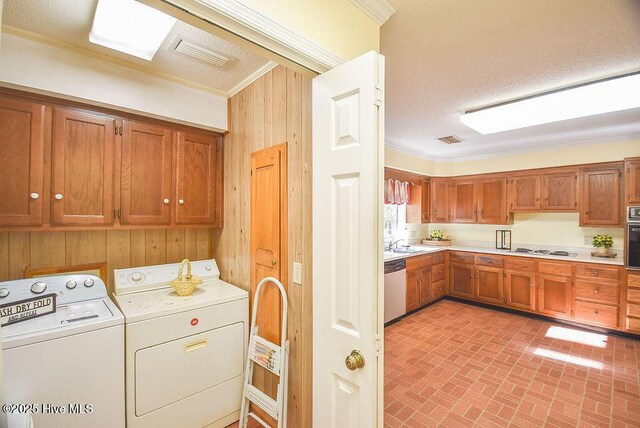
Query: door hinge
117,209,121,219
115,125,123,135
374,334,381,357
502,297,506,303
214,212,219,219
113,209,117,219
619,171,622,177
375,84,383,107
115,125,118,135
216,142,220,152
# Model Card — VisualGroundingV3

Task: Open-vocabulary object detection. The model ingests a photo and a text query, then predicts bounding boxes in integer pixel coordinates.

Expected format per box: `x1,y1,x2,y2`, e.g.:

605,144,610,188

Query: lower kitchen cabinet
450,263,474,299
406,268,421,312
474,266,502,305
406,253,444,312
627,272,640,333
536,274,572,319
504,271,536,311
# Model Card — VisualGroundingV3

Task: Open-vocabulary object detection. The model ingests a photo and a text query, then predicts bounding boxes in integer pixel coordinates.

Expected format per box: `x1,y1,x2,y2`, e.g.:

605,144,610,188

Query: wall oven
627,207,640,270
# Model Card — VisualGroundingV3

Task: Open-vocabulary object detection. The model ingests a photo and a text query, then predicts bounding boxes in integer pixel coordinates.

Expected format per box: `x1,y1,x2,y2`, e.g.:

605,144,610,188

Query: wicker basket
421,239,452,246
170,259,203,296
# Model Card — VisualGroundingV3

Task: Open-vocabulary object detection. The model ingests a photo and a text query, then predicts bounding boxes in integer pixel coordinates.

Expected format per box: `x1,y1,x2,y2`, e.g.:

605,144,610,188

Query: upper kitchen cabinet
542,171,577,211
175,130,222,226
120,120,173,225
406,180,430,224
51,107,115,226
579,163,624,227
430,178,450,223
451,179,477,223
0,97,46,226
510,175,541,211
478,177,509,224
626,158,640,204
510,169,577,213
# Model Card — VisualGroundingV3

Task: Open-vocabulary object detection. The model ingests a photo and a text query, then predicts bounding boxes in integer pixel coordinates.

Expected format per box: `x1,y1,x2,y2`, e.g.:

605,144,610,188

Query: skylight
90,0,177,61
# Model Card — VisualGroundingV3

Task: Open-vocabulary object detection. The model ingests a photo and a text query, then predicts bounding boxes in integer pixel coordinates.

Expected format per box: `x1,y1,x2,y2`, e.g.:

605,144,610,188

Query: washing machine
0,274,125,428
113,259,248,428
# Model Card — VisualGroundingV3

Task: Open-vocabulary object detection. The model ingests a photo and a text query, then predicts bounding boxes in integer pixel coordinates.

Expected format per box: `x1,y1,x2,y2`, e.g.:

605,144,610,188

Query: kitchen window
384,203,407,243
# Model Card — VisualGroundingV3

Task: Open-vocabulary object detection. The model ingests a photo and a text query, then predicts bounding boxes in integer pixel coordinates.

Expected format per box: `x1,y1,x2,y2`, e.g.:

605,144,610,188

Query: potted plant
592,234,614,255
430,230,444,241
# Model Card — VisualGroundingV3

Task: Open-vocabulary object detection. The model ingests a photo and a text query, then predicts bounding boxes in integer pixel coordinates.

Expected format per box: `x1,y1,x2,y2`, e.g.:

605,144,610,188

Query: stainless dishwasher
384,259,406,323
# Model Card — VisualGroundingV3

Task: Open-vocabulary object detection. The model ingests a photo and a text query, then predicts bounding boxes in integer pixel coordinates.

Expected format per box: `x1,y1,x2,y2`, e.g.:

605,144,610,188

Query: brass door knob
272,260,277,266
345,350,365,371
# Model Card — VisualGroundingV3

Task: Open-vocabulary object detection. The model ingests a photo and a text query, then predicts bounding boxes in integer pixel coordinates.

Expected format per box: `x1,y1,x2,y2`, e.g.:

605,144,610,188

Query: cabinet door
421,180,430,223
537,274,572,318
120,120,173,225
542,172,576,211
419,266,432,305
510,175,540,211
625,160,640,204
450,263,474,298
406,268,420,312
175,131,221,225
579,167,622,227
478,177,507,224
0,98,46,226
51,108,115,226
406,183,423,224
504,271,536,311
475,266,502,305
430,178,450,223
451,179,477,223
432,280,446,299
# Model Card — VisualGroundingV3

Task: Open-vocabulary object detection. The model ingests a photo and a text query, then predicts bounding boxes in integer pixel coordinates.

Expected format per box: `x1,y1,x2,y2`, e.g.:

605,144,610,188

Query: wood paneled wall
0,229,212,293
213,65,312,427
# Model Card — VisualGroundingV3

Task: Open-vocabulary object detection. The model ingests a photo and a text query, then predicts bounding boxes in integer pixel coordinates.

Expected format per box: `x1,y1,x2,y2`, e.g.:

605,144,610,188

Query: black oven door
628,224,640,269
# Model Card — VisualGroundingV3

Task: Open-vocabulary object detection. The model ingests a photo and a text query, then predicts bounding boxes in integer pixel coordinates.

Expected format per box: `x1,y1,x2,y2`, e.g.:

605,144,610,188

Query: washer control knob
84,278,95,287
31,281,47,294
66,280,77,289
131,273,143,282
0,288,9,298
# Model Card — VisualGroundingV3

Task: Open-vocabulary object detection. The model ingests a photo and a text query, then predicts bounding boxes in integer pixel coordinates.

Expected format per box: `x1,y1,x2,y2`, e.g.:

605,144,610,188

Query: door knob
30,192,39,200
178,199,185,205
345,350,365,371
272,260,277,266
163,198,170,204
54,193,63,200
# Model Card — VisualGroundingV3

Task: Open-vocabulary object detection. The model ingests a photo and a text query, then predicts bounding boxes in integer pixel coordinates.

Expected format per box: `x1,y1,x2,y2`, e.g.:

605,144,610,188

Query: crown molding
385,140,439,162
227,61,278,97
348,0,396,25
157,0,344,73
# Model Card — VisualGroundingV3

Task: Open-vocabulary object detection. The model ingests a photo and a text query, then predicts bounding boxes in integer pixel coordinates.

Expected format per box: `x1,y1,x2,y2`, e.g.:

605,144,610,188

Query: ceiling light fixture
90,0,177,61
460,72,640,134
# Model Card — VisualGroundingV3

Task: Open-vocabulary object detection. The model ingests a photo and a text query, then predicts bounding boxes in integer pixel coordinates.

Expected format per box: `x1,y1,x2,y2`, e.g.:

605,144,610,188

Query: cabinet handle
178,199,185,205
30,192,39,200
539,285,543,289
163,198,170,204
593,311,599,316
594,288,599,294
271,260,277,266
479,211,483,215
530,283,534,288
584,211,589,215
594,271,599,276
54,193,63,200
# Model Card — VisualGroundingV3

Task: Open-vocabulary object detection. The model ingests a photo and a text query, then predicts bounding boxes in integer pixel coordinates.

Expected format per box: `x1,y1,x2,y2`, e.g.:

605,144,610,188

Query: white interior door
312,50,385,427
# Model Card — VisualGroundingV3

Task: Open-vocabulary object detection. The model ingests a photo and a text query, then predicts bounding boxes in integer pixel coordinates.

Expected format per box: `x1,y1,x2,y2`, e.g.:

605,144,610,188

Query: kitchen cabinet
475,265,502,305
0,97,46,226
51,107,115,226
120,120,173,225
406,267,421,312
451,179,477,223
503,257,536,311
510,175,541,211
175,130,223,226
406,255,433,311
627,273,640,333
579,164,623,227
478,177,509,224
430,178,450,223
419,264,433,305
537,262,572,319
542,171,576,211
450,262,474,299
625,158,640,204
573,263,620,328
406,180,429,224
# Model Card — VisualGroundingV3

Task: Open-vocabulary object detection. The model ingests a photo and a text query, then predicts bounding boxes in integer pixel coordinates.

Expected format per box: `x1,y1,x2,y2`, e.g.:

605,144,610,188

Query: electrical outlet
410,230,416,238
584,236,594,245
293,262,302,285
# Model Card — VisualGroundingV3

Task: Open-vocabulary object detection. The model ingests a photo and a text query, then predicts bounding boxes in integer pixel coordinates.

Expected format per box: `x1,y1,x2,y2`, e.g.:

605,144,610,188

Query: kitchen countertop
383,244,624,266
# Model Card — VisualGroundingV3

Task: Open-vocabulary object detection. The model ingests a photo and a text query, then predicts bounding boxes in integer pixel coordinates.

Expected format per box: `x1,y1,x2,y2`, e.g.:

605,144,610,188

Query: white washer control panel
0,275,107,306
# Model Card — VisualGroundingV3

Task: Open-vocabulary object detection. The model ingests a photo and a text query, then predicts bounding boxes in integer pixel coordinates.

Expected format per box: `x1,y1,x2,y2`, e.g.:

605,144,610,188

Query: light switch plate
293,262,302,284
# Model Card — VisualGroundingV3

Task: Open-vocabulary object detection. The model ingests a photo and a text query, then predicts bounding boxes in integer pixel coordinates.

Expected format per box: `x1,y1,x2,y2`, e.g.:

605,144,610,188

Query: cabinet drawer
628,288,640,303
627,317,640,333
538,261,572,276
475,255,504,268
504,257,536,272
628,303,640,317
432,252,445,265
629,273,640,287
433,280,446,298
574,301,619,328
574,280,619,305
449,252,474,264
575,265,620,281
432,264,446,282
406,256,421,271
419,255,433,267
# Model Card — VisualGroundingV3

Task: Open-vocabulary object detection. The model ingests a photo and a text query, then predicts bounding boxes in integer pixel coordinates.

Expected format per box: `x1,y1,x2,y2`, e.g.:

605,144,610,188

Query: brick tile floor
385,300,640,427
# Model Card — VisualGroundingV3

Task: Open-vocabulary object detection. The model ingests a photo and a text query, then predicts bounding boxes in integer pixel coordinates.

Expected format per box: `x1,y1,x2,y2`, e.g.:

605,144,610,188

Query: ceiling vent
437,135,465,144
173,38,230,68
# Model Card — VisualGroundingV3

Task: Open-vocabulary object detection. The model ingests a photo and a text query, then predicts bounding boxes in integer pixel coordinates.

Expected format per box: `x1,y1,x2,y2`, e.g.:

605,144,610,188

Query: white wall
0,33,228,131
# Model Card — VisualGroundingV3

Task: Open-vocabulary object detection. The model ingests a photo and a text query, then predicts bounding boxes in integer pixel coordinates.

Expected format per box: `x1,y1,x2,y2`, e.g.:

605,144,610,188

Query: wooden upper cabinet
120,120,173,225
406,181,430,224
421,181,430,223
579,165,623,227
542,171,577,211
626,159,640,204
451,179,477,223
478,177,508,224
431,178,450,223
510,175,541,211
51,108,115,226
175,130,221,225
0,97,46,226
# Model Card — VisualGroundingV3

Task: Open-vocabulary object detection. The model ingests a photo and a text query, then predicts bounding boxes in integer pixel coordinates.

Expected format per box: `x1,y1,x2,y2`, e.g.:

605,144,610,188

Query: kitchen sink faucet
387,239,404,251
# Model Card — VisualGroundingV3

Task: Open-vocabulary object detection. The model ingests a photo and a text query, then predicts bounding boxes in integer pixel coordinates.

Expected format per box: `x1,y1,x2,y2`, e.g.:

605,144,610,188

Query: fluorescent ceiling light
460,72,640,134
90,0,177,61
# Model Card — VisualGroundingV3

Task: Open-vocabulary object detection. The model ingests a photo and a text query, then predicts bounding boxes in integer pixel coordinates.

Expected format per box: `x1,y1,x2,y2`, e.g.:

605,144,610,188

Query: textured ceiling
381,0,640,161
2,0,271,93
